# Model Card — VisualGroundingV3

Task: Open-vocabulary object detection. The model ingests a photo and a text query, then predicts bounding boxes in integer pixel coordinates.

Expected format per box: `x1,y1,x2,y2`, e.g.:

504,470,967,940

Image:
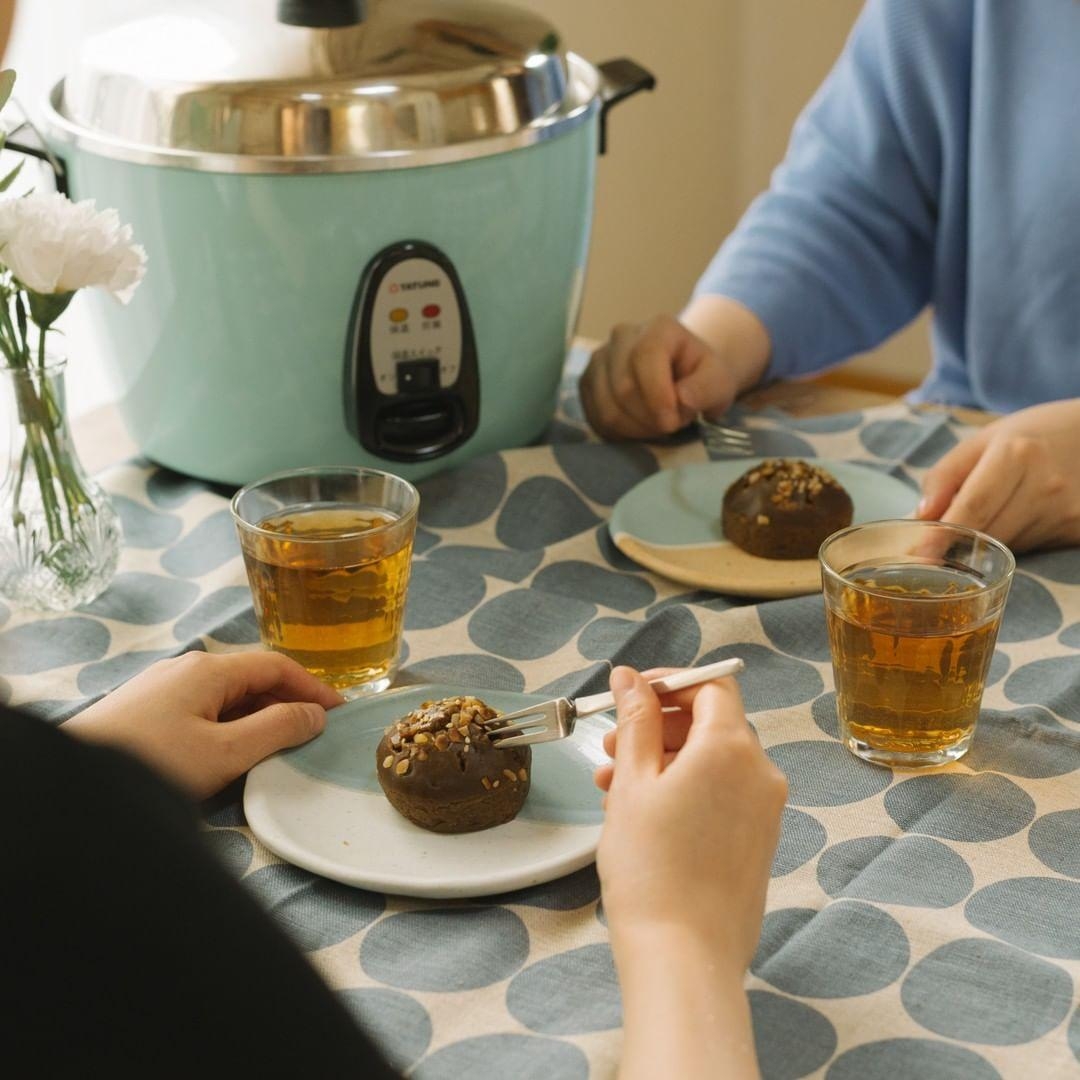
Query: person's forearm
680,295,772,396
614,925,759,1080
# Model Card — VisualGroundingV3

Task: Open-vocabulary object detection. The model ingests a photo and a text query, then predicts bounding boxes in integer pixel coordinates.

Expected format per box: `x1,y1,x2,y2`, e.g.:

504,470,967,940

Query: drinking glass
232,467,419,697
819,519,1014,768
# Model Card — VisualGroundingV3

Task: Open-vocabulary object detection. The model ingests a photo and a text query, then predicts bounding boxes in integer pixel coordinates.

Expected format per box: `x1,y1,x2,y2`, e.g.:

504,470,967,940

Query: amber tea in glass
820,521,1014,768
232,467,419,697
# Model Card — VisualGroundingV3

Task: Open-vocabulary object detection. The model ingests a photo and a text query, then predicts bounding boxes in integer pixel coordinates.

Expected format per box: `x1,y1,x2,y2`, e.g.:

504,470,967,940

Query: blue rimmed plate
609,458,918,599
245,683,609,899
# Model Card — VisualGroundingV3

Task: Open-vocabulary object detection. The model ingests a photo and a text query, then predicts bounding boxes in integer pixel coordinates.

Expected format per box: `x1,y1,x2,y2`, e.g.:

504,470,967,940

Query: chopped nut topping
503,769,518,783
481,777,492,790
384,695,504,756
382,755,394,769
738,458,844,511
756,513,770,525
395,759,410,776
518,768,528,782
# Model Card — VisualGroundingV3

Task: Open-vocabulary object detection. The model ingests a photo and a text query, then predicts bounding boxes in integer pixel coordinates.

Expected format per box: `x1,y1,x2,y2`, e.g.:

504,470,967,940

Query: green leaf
0,158,24,192
0,70,16,113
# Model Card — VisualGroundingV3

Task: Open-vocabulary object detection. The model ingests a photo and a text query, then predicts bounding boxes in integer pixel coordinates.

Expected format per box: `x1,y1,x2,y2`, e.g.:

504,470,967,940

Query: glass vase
0,357,121,611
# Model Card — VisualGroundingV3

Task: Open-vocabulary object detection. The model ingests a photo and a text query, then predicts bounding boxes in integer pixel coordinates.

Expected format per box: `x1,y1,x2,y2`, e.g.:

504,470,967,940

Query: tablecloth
3,379,1079,1080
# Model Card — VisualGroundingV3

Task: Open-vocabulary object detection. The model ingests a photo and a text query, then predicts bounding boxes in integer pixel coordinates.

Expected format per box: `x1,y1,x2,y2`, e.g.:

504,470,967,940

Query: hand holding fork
486,658,745,748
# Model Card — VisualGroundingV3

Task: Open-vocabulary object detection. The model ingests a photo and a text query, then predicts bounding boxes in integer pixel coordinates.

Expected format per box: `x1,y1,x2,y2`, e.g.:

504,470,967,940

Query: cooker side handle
7,129,68,196
595,59,657,155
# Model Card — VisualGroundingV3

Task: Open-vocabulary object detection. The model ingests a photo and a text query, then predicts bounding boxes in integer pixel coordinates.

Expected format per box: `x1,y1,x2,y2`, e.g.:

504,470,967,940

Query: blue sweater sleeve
695,0,973,379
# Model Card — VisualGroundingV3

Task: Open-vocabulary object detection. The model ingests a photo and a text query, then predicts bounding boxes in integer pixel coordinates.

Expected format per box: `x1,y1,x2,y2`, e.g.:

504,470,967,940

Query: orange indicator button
390,307,409,323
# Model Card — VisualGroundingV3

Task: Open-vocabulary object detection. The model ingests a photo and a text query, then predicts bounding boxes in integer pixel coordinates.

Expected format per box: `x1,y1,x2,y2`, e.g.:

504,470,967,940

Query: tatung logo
398,279,441,291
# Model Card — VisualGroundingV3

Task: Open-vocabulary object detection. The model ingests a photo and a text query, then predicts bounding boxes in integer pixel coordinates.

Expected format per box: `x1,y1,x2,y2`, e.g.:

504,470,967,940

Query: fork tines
485,699,574,748
486,709,545,737
697,414,754,458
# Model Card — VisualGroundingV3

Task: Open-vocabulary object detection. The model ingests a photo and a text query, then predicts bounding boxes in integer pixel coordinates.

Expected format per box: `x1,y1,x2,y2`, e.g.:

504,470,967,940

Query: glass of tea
819,519,1014,769
231,467,419,698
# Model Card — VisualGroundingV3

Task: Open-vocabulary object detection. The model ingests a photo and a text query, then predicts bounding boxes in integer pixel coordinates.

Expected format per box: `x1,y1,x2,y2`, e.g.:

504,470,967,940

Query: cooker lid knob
276,0,365,27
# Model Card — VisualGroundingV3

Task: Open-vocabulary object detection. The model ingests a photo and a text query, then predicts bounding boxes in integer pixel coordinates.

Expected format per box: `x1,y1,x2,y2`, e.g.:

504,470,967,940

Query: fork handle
573,657,745,718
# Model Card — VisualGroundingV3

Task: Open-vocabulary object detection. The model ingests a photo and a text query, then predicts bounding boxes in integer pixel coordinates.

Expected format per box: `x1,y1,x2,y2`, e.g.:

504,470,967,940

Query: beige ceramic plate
609,459,918,599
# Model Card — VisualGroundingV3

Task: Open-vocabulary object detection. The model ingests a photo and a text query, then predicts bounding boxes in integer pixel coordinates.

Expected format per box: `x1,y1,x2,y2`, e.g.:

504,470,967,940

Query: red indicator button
422,304,441,319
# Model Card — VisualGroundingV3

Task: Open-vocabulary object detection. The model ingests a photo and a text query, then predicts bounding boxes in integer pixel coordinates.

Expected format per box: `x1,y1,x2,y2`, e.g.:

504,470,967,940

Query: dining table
3,346,1079,1080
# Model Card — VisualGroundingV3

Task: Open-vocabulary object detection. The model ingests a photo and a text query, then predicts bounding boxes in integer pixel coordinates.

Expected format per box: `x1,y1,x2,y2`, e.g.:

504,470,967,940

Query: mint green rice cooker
37,0,653,483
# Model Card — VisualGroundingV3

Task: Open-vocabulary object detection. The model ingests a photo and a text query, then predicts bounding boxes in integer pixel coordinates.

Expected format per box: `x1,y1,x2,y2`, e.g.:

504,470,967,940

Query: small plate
244,684,608,899
609,458,918,599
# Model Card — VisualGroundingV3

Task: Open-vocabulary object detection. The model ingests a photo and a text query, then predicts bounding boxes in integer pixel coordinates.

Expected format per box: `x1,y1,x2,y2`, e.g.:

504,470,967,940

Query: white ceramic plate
609,458,918,599
245,683,608,899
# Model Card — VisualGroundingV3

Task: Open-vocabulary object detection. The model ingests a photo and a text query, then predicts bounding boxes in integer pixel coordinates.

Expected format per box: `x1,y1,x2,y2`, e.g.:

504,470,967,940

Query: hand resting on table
65,650,343,799
580,299,772,441
918,398,1080,552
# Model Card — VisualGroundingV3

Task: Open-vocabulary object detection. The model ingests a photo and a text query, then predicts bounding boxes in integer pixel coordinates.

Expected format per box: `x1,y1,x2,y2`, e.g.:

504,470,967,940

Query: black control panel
344,240,480,462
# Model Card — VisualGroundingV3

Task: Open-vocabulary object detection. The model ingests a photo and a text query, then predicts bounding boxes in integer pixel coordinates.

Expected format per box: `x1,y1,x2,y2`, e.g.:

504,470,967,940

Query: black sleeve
0,706,398,1078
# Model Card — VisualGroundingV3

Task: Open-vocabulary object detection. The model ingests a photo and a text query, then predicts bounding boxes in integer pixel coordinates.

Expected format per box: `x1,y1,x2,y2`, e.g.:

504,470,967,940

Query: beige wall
536,0,740,336
533,0,930,388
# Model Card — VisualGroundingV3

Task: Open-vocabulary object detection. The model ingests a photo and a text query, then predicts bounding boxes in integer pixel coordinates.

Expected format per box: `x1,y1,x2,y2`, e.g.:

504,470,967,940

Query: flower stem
0,303,17,360
11,438,29,526
23,419,63,543
41,423,84,533
8,356,76,546
4,293,97,556
0,290,25,367
15,294,29,360
42,332,91,524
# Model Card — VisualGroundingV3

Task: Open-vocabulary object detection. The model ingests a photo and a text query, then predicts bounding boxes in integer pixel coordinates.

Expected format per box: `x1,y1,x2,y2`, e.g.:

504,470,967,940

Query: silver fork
697,412,754,458
486,657,745,748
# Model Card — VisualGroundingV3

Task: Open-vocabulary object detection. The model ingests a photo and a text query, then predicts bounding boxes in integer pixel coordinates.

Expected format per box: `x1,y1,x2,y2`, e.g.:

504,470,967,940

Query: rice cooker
30,0,654,483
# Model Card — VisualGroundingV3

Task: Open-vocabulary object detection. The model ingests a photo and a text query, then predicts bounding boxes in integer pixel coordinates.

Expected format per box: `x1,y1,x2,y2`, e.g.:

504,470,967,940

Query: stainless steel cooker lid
50,0,600,173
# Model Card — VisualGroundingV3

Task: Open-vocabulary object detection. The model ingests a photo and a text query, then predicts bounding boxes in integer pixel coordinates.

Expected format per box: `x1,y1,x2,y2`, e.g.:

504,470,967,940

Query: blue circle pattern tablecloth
3,383,1080,1079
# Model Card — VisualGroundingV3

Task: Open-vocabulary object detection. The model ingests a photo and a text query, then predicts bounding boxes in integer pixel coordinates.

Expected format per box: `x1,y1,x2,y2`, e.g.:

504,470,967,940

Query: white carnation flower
0,192,147,302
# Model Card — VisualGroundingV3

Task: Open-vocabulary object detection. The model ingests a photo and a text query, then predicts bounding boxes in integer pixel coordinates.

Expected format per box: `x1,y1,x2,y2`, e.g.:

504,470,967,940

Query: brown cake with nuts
375,696,531,833
722,459,854,559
